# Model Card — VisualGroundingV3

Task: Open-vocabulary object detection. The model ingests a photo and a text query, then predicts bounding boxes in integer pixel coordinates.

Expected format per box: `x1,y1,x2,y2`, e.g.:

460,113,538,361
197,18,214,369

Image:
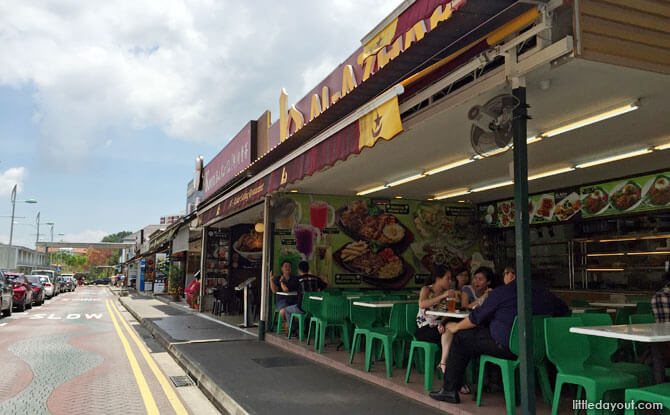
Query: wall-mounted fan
468,94,519,157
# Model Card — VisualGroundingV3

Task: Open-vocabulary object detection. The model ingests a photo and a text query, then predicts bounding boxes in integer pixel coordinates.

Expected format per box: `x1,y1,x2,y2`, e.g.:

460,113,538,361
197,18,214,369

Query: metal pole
9,184,16,246
259,195,272,341
512,79,535,414
36,212,40,249
198,228,206,313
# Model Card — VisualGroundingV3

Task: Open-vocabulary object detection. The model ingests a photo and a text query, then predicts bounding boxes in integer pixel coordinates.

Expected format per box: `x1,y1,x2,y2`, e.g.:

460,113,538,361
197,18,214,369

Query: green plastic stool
625,383,670,415
629,313,655,360
349,296,381,364
288,292,316,342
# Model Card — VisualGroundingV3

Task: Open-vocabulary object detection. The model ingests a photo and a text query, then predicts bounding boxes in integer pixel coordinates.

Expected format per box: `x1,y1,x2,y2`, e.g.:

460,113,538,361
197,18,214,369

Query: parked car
93,277,111,285
31,270,58,297
24,275,46,306
61,273,75,292
0,271,13,317
5,272,33,312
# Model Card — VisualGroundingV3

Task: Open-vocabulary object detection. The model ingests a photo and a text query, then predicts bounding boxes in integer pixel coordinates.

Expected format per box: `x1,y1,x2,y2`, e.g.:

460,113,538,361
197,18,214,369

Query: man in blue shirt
429,267,569,403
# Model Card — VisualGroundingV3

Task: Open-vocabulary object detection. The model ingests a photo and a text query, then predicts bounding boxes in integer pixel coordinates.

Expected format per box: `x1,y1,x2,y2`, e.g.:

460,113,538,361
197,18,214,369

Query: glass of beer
447,297,456,312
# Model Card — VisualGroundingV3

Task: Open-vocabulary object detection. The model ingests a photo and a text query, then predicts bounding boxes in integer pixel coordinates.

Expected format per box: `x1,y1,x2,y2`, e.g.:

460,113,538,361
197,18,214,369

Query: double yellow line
105,299,188,415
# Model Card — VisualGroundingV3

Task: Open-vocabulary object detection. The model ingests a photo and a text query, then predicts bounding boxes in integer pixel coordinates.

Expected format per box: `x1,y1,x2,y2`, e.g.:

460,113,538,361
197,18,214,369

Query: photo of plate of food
233,230,263,262
535,194,556,220
483,204,498,226
410,242,469,276
336,200,414,252
582,187,610,215
528,199,536,222
554,192,581,221
610,181,643,211
642,175,670,207
333,240,414,286
497,201,515,227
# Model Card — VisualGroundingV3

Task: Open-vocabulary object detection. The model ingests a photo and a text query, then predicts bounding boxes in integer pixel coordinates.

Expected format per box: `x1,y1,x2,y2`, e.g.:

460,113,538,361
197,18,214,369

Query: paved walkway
119,293,442,415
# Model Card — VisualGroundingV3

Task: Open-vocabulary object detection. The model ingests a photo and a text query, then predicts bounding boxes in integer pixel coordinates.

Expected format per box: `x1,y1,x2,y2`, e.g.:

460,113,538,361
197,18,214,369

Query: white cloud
0,1,398,167
63,229,109,243
0,167,28,196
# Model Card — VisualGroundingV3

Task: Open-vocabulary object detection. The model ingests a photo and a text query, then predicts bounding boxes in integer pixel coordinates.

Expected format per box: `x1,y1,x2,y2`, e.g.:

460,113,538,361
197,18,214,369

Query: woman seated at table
416,265,470,392
460,266,495,310
270,260,299,331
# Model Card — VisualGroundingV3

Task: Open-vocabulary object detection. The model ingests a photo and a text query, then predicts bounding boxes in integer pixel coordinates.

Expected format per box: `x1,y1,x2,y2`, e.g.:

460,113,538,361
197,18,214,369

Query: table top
570,307,616,314
426,310,470,319
276,291,297,296
588,302,637,308
352,300,416,308
570,323,670,342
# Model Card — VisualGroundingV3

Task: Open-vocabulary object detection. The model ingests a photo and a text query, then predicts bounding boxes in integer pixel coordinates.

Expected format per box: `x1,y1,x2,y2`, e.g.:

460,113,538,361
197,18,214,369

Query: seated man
270,261,299,331
429,266,569,403
650,271,670,383
284,261,328,332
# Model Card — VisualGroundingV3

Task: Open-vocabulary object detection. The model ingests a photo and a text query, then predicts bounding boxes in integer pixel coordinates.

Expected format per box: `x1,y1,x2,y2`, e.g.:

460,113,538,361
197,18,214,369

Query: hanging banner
358,96,403,150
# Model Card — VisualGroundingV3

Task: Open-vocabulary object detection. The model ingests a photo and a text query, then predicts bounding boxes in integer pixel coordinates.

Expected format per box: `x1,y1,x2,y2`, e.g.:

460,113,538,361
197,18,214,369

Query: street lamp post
36,212,40,248
57,233,64,272
8,184,37,246
46,222,55,269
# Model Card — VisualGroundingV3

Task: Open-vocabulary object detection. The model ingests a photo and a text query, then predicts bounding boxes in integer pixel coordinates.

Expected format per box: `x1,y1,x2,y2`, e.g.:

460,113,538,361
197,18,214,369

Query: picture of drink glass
274,197,302,230
309,200,335,231
447,296,456,312
294,224,318,261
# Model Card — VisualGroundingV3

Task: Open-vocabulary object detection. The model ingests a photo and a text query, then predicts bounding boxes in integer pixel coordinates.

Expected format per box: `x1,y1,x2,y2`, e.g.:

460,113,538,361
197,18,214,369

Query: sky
0,0,399,249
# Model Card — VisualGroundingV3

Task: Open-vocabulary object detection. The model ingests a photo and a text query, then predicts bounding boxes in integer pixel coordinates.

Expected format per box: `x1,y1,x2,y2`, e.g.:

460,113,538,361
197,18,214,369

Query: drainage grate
169,375,194,387
252,356,310,368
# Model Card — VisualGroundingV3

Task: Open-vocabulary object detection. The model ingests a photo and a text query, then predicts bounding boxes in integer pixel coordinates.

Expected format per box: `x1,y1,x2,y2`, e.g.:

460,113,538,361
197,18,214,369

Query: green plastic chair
615,308,635,360
571,299,590,307
404,303,441,390
636,302,652,314
628,313,655,360
365,303,408,377
545,317,638,415
349,296,382,364
306,294,327,346
578,313,652,386
476,315,553,414
288,292,316,342
311,295,351,353
625,383,670,415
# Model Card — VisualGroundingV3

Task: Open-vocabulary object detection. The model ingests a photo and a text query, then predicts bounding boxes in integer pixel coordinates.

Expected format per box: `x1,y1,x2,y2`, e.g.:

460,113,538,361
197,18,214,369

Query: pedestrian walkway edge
118,296,250,415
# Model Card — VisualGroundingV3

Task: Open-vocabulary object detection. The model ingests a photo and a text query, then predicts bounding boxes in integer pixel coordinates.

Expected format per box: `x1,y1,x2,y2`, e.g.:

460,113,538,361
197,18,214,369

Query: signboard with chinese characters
203,121,255,199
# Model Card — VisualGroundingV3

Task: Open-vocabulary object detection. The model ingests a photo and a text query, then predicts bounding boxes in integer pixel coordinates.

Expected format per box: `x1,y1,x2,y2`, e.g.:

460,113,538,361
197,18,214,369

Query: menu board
205,228,230,287
581,171,670,218
273,194,486,289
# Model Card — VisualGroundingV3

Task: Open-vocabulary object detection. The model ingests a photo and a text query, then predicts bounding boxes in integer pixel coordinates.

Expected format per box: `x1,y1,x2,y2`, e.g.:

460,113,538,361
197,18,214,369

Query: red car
5,272,34,312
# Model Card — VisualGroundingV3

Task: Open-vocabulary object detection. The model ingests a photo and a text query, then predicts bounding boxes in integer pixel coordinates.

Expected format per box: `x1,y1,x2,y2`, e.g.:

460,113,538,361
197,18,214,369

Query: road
0,286,217,415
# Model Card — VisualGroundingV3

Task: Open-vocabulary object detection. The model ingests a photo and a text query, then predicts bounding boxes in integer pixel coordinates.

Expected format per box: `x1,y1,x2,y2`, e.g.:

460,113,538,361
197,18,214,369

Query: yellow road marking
109,299,189,415
106,300,160,415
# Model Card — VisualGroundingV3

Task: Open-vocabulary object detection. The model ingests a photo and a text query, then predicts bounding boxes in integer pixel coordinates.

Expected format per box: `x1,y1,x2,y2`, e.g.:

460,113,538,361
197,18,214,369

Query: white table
276,291,297,296
426,310,470,319
570,323,670,343
352,300,416,308
571,307,616,314
588,302,637,309
309,295,361,301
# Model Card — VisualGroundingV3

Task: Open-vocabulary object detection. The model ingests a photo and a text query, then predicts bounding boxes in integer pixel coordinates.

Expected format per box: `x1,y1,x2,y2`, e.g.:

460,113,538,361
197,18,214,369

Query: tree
101,231,132,243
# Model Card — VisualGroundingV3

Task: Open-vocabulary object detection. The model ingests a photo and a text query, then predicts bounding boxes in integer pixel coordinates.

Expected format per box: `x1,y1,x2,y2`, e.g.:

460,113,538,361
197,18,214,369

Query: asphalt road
0,286,213,415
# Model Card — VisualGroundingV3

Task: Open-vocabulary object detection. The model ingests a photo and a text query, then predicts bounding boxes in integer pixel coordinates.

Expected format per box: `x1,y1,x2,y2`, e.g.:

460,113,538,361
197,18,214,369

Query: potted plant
168,264,184,302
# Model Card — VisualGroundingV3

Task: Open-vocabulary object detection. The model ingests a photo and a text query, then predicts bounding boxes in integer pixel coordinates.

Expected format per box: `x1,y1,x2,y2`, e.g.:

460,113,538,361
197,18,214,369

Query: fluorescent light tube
575,149,652,169
655,142,670,151
587,268,624,272
586,253,625,257
528,167,575,181
425,158,473,175
356,185,387,196
471,180,513,193
543,103,638,137
434,189,471,200
386,174,425,187
526,136,542,144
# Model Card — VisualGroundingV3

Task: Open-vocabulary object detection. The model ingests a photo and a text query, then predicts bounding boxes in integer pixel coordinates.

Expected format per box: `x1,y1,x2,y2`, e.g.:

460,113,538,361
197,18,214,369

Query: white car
31,270,56,298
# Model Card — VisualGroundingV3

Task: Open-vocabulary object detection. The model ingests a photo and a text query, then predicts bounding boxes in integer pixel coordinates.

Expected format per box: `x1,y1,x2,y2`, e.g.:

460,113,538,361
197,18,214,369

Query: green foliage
168,264,184,297
101,231,133,243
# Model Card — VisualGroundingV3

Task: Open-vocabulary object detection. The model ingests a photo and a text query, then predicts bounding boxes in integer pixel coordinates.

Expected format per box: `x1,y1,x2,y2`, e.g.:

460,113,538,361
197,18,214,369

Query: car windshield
26,276,44,284
32,271,52,277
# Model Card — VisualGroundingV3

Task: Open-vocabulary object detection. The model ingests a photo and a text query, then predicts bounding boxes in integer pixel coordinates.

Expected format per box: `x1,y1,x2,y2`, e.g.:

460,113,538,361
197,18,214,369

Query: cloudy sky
0,0,398,248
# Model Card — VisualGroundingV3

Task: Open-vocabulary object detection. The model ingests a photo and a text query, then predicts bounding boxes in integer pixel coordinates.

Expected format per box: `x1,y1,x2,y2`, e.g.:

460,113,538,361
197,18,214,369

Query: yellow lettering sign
430,4,452,30
404,20,427,51
280,167,288,185
321,86,330,112
377,37,403,69
288,105,304,135
341,65,357,98
361,55,376,82
279,88,288,142
310,94,321,121
330,91,340,106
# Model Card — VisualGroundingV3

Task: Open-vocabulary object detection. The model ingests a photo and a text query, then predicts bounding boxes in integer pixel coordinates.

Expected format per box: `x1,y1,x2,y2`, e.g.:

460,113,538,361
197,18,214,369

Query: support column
512,79,535,414
258,195,272,341
198,228,207,313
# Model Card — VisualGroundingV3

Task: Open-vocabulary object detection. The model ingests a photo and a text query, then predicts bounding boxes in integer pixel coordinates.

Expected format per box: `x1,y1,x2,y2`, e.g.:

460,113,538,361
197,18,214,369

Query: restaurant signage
203,121,254,199
200,97,403,225
264,0,464,153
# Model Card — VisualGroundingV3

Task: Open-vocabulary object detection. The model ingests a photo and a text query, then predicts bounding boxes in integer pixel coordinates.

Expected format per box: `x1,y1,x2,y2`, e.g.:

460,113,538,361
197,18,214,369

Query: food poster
272,194,484,289
481,189,582,227
204,228,230,288
230,224,262,270
581,171,670,218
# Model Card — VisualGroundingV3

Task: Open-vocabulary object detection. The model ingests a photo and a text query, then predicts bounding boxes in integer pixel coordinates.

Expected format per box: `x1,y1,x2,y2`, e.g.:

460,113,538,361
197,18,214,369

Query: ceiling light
386,174,425,187
434,188,471,200
528,167,575,181
425,158,474,175
457,200,466,203
479,145,512,158
356,185,387,196
575,149,652,169
587,268,624,272
543,102,639,137
426,198,435,201
627,251,670,256
471,180,513,193
394,196,403,199
526,136,542,144
289,190,298,193
586,253,625,257
655,142,670,151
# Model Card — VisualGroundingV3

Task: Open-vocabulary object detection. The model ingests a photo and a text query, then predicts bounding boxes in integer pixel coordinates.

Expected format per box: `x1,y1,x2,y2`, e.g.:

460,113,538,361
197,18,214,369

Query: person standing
650,271,670,383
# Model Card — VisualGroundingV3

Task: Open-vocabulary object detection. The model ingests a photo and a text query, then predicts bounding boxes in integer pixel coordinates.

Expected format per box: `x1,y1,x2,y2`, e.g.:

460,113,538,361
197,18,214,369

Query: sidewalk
116,291,442,415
